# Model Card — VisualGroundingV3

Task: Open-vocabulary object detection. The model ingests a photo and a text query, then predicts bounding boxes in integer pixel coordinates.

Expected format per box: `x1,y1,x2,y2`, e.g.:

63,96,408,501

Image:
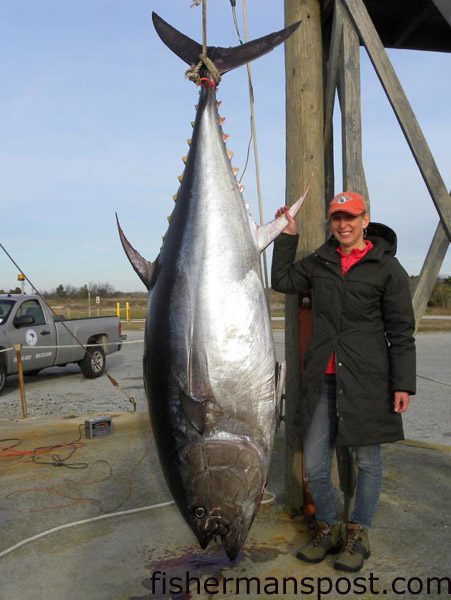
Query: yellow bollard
126,302,130,322
116,302,120,318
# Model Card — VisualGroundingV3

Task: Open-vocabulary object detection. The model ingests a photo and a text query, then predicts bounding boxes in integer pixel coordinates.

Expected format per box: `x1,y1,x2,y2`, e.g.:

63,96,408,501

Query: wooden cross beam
342,0,451,241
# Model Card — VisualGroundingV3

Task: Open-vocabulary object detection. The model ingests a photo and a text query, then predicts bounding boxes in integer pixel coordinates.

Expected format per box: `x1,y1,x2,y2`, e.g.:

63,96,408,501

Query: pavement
0,332,450,600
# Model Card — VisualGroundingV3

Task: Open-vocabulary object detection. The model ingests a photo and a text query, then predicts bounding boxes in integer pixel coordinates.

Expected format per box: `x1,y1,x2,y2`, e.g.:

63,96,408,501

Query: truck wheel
79,346,106,379
0,364,6,395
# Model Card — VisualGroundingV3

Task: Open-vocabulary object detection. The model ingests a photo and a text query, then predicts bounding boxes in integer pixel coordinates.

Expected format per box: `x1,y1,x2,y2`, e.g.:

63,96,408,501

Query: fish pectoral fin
255,184,310,253
180,391,206,435
116,213,156,290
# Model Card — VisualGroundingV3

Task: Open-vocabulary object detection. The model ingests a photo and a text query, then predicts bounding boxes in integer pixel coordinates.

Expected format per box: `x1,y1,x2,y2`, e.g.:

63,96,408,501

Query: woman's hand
275,206,298,235
394,391,410,413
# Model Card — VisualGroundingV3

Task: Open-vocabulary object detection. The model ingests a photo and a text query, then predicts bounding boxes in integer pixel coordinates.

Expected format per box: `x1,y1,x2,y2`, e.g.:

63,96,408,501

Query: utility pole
284,0,326,513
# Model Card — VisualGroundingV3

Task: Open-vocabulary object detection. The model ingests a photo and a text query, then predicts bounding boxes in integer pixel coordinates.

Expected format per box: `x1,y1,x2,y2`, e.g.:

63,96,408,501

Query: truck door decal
25,329,38,346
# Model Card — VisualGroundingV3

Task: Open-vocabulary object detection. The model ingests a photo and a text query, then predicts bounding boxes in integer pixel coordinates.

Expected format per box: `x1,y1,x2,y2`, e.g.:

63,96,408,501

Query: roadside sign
96,296,100,305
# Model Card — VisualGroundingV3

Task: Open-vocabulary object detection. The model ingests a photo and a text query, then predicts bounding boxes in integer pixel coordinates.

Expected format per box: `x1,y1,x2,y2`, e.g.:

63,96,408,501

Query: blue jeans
303,375,382,528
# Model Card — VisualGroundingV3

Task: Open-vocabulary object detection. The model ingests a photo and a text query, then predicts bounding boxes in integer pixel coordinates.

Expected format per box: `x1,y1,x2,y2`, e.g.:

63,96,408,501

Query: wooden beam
413,217,450,328
323,0,343,204
284,0,326,513
342,0,451,241
337,0,369,207
323,1,342,154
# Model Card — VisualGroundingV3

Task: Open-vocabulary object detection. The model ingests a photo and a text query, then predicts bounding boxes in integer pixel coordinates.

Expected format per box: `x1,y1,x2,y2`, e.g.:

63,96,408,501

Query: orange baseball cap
328,191,366,216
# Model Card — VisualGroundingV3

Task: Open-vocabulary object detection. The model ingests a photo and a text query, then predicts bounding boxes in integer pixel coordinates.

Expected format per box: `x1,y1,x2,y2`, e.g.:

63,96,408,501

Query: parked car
0,294,125,394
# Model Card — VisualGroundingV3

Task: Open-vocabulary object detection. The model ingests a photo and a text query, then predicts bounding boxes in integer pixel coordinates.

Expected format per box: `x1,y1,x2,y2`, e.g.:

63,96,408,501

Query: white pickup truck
0,293,124,394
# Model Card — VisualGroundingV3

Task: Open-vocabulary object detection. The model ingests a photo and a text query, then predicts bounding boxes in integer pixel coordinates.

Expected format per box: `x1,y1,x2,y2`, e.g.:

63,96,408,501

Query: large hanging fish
117,12,306,560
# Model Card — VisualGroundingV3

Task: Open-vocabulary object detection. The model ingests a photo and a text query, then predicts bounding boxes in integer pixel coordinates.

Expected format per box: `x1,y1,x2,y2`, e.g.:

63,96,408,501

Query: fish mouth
192,506,252,561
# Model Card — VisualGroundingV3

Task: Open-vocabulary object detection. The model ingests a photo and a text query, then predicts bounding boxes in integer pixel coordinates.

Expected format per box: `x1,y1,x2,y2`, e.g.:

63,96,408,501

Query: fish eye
194,506,206,519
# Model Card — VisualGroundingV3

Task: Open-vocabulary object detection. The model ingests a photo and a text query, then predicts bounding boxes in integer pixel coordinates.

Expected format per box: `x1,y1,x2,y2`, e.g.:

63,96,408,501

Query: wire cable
229,2,269,294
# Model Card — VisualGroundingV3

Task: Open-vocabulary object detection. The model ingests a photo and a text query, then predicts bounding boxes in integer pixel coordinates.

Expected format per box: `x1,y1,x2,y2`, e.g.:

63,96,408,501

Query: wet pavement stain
133,546,246,599
132,540,291,599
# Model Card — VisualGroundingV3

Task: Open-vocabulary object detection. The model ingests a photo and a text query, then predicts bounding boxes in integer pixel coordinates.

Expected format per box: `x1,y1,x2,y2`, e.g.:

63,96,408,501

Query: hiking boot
334,522,370,572
296,520,342,563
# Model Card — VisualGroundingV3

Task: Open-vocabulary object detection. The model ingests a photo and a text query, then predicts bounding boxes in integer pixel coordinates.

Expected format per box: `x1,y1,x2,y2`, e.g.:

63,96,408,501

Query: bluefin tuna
117,12,307,559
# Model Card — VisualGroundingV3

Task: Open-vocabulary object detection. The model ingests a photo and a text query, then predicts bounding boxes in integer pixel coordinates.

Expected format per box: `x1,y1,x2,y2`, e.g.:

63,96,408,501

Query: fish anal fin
116,214,155,290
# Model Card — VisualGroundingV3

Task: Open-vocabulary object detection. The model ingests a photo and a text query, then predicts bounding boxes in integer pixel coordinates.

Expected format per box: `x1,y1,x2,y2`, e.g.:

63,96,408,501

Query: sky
1,0,449,293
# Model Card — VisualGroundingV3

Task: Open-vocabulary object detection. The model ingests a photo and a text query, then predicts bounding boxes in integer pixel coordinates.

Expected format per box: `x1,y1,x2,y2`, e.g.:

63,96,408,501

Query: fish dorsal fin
152,12,301,75
116,214,156,290
255,185,310,253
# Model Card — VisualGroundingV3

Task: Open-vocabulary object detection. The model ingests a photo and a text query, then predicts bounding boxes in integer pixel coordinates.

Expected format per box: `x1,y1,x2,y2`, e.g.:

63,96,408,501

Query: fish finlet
216,101,222,108
172,193,178,202
227,150,234,161
182,155,188,164
191,121,195,128
187,138,192,146
178,174,184,183
223,134,230,142
219,117,225,125
232,167,240,177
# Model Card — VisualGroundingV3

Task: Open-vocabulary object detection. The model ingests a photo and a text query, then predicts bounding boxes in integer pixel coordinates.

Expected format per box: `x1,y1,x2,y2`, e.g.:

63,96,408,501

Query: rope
0,500,175,559
202,0,207,56
185,0,222,87
240,0,269,293
0,339,144,353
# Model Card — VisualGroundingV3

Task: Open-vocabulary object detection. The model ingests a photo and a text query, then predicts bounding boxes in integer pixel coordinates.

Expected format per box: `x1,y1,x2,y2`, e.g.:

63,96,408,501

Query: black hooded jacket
271,222,416,446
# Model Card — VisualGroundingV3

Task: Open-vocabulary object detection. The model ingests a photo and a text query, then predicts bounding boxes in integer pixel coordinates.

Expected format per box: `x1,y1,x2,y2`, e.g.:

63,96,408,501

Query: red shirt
325,240,374,374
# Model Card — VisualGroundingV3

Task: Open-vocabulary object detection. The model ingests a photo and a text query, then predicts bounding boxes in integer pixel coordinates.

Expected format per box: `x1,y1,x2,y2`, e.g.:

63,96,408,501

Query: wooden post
14,344,28,419
284,0,326,513
337,0,369,207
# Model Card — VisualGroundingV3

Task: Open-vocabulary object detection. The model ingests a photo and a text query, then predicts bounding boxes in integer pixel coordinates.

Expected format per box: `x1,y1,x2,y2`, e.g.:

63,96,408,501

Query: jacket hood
366,222,397,255
321,222,398,259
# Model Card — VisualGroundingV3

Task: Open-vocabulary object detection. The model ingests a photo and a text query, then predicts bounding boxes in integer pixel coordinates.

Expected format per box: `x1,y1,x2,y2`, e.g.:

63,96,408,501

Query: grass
46,294,451,333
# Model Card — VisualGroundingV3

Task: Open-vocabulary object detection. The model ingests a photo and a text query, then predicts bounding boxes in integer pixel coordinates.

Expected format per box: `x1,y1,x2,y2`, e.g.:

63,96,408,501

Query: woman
271,191,416,572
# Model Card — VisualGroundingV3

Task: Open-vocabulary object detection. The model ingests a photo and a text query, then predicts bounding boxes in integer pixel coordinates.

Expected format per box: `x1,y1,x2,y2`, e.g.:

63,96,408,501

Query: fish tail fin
152,12,301,75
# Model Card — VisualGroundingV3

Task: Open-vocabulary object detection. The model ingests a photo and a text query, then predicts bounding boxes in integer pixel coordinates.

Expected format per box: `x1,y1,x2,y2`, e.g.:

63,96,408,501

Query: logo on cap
336,195,350,204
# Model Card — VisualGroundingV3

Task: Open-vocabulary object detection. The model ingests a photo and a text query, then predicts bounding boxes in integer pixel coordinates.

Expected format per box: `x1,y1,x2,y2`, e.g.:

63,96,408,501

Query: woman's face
330,211,370,251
